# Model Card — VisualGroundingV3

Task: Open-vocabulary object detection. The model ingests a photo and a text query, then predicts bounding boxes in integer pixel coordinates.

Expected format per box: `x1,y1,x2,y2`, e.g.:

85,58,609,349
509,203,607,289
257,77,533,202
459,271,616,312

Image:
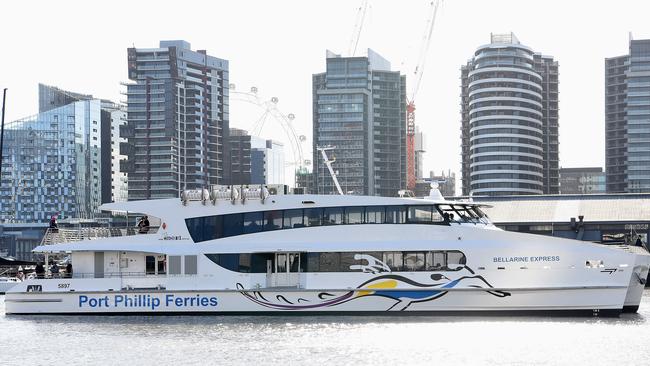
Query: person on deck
35,262,45,279
49,215,59,233
65,263,73,278
138,215,150,234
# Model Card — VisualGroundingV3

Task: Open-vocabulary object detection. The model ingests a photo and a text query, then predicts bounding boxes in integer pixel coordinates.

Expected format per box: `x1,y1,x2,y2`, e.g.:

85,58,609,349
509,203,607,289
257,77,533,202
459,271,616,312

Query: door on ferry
273,253,301,287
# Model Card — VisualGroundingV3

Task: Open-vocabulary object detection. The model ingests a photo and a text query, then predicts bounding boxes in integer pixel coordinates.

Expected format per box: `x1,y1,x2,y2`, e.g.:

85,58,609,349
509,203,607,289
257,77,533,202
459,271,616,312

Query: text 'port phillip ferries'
5,185,650,316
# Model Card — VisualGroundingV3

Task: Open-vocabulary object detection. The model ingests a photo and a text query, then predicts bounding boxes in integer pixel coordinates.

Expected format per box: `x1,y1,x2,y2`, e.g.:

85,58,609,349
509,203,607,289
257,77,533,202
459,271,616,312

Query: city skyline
2,0,650,187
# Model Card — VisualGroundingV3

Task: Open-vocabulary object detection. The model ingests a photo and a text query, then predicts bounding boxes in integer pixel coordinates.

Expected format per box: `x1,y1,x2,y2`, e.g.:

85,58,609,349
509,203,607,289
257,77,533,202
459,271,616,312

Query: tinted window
283,209,304,229
366,206,385,223
304,208,323,227
223,214,243,237
407,206,432,223
340,252,358,272
243,212,263,234
404,252,425,271
319,252,340,272
346,206,364,224
385,207,406,224
383,252,403,271
447,251,467,269
264,210,282,231
323,207,344,225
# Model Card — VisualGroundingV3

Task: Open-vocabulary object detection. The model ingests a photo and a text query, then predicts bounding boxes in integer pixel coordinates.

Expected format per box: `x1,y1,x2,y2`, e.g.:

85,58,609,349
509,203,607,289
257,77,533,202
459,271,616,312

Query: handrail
40,226,160,246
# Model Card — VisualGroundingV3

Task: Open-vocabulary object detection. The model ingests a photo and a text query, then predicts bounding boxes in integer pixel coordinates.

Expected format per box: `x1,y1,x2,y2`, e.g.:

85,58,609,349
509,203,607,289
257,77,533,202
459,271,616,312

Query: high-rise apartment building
606,38,650,193
461,33,559,196
312,49,406,196
228,128,285,186
0,85,127,223
121,40,229,200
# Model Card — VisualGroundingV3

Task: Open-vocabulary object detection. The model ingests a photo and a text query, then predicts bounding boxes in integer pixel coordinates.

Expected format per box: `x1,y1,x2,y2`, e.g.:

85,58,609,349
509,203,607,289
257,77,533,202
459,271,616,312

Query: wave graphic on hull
236,266,510,311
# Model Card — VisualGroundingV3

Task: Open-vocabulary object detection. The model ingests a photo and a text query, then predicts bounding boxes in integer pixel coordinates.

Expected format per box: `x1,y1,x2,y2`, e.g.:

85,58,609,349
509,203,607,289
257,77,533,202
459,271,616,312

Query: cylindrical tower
467,33,544,196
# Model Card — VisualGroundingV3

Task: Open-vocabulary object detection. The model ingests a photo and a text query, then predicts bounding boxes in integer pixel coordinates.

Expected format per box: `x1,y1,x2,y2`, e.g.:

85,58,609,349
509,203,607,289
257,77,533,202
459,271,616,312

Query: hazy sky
2,0,649,185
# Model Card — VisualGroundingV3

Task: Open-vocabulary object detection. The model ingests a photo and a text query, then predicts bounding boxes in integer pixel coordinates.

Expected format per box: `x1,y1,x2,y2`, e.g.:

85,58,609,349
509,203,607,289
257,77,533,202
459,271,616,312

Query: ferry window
276,253,287,272
283,209,304,229
288,253,300,272
404,252,426,271
428,251,446,270
238,254,251,273
203,216,223,241
251,253,272,273
346,206,365,224
184,255,197,275
169,256,181,275
385,206,406,224
407,206,432,223
366,206,385,224
185,217,204,242
145,256,156,275
383,252,403,271
243,212,263,234
219,254,240,272
340,252,358,272
319,252,340,272
157,257,166,275
307,253,320,272
304,208,323,227
264,210,282,231
447,251,467,270
223,214,244,237
323,207,344,225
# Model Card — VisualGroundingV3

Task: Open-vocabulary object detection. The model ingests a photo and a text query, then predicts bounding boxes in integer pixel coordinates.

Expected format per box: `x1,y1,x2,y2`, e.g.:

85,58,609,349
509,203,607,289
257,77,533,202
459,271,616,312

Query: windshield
437,204,491,225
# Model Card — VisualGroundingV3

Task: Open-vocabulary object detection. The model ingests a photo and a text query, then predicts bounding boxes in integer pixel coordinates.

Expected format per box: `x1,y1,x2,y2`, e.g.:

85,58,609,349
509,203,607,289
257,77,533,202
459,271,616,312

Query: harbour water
2,292,650,365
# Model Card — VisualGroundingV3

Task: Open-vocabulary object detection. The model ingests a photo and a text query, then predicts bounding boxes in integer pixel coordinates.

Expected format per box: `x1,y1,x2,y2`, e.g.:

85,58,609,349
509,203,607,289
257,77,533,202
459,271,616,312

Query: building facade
606,38,650,193
0,98,103,222
122,40,229,200
461,33,559,196
228,128,284,186
559,167,606,194
312,49,406,196
0,85,126,223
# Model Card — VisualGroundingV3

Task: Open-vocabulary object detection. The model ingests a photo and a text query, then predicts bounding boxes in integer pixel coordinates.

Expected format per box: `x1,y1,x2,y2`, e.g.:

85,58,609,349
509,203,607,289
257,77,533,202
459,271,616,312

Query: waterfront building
121,40,230,200
312,49,406,196
0,85,126,223
461,33,559,196
414,127,425,180
605,38,650,193
0,92,102,222
104,102,128,202
228,128,285,186
559,167,606,194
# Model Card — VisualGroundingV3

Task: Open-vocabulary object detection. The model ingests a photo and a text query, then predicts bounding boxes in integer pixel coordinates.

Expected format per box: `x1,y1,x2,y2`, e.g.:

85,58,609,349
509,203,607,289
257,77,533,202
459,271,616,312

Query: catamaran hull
4,287,630,316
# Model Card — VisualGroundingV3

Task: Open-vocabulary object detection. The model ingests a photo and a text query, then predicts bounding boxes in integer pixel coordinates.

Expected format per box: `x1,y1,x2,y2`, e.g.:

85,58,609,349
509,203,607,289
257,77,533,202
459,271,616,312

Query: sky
2,0,649,188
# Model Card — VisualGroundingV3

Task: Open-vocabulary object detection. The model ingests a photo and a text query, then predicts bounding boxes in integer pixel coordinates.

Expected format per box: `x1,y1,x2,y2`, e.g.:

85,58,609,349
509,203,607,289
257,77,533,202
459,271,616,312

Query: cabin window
340,252,358,272
243,212,263,234
323,207,344,225
447,251,467,269
263,210,282,231
365,206,385,224
383,252,403,271
184,255,197,275
346,206,364,224
283,209,304,229
319,252,340,272
385,207,406,224
304,208,323,227
407,206,433,223
145,256,156,275
306,252,320,272
223,214,244,237
169,256,181,275
404,252,426,271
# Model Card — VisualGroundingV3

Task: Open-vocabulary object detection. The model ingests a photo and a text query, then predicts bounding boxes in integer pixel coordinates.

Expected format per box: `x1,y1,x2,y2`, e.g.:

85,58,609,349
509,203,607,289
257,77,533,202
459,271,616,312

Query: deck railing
40,226,160,246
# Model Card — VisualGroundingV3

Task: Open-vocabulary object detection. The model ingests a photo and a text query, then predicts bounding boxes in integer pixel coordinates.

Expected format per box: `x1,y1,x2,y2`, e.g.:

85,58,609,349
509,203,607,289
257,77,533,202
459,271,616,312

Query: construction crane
348,0,369,56
406,0,441,190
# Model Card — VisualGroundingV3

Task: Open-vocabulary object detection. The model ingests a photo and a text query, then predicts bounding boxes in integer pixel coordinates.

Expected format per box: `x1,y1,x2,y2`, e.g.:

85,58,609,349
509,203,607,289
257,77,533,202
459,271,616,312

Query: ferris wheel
228,84,311,176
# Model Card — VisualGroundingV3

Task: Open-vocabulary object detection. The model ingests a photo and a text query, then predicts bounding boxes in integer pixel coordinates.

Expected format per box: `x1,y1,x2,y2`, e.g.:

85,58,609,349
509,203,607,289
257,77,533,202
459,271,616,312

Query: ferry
5,186,650,316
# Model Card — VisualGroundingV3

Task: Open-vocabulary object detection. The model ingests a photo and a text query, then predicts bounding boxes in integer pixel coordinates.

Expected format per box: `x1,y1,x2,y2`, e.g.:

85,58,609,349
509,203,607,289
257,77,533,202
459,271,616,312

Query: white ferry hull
5,287,629,316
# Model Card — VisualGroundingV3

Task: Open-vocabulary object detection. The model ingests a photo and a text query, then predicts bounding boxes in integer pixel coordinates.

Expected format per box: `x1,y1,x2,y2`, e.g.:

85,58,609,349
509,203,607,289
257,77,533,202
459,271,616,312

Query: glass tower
606,38,650,192
312,49,406,196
